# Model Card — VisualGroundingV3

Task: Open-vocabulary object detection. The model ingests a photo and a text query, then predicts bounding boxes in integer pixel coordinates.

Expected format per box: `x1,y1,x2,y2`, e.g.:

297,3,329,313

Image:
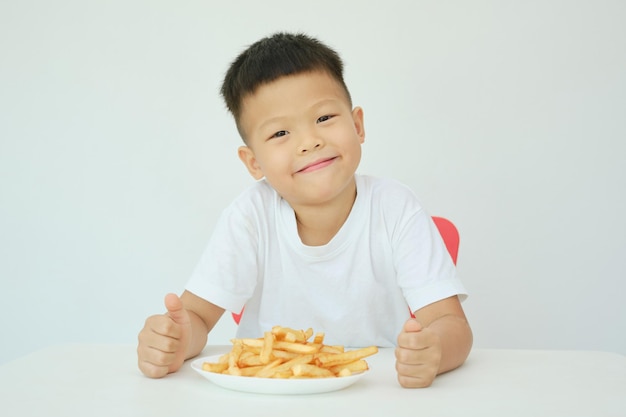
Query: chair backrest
431,216,459,265
232,216,460,324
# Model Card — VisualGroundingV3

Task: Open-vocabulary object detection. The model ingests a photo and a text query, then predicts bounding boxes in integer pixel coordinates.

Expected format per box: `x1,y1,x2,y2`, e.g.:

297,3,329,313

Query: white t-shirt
186,175,466,347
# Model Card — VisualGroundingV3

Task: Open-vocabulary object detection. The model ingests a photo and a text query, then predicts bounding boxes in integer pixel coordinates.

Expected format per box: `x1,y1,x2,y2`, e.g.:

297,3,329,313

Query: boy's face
237,70,365,209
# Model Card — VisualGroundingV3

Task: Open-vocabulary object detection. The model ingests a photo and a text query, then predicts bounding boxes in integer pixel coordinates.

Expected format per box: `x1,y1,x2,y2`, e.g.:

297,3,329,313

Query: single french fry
227,343,244,375
292,363,335,378
329,359,369,374
242,345,262,355
306,343,322,352
270,325,288,339
230,343,244,364
237,338,264,349
316,346,379,368
313,332,325,344
273,340,320,354
237,365,266,377
319,344,343,354
304,328,314,341
270,349,300,360
272,326,307,343
202,362,228,373
260,331,274,364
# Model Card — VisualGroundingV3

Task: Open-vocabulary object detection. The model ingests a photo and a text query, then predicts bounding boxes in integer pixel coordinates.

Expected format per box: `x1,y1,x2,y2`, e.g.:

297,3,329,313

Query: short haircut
220,32,352,138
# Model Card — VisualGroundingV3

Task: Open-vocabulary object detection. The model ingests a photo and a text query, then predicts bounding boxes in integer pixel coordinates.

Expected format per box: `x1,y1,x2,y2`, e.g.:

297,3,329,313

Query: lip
296,156,337,174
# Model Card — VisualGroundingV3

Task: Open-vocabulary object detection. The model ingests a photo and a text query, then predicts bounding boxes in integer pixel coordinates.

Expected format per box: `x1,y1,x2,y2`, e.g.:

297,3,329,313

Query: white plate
191,355,368,395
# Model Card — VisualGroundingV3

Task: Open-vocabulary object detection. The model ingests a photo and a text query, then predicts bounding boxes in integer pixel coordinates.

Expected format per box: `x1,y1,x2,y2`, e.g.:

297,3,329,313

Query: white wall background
1,0,625,365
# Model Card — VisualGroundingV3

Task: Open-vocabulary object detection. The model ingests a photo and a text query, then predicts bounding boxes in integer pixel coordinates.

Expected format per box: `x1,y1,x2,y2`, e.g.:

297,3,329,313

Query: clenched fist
137,293,192,378
395,318,443,388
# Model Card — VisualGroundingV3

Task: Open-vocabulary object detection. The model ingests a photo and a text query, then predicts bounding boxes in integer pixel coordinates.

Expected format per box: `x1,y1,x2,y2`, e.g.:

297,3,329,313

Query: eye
317,115,333,123
270,130,288,139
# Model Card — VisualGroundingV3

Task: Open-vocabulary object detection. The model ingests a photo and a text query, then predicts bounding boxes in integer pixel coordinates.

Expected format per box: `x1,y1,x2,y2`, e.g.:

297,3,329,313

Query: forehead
238,71,350,135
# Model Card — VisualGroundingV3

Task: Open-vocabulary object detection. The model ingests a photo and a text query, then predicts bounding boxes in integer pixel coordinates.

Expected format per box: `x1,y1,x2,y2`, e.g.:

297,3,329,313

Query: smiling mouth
297,157,337,174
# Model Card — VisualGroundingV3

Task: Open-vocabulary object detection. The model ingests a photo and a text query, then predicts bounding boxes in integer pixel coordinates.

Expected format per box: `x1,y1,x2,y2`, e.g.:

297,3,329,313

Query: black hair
220,32,351,137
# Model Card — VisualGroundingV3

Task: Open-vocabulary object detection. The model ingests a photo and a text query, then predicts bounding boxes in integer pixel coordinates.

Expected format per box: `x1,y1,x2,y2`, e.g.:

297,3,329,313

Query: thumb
164,293,189,325
404,318,423,333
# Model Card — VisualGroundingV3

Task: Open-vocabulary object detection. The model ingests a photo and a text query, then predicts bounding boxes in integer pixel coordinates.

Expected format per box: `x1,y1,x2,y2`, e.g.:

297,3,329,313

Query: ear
238,146,265,180
352,106,365,144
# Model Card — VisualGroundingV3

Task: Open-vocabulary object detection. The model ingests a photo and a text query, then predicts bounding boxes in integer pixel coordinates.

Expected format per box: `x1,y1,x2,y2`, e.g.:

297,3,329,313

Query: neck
293,181,357,246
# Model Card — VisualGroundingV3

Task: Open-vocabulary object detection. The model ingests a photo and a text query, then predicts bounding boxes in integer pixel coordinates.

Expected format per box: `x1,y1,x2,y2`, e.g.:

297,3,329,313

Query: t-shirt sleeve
388,186,467,312
185,199,260,313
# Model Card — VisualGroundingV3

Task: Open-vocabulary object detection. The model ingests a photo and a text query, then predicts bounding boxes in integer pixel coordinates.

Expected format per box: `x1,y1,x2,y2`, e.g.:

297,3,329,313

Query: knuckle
146,314,176,334
160,320,180,337
161,338,178,353
147,345,175,365
145,314,164,326
137,330,149,344
395,348,410,363
152,350,170,365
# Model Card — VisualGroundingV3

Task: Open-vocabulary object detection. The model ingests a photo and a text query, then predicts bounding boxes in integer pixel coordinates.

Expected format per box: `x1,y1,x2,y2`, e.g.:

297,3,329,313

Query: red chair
431,216,459,265
232,216,460,324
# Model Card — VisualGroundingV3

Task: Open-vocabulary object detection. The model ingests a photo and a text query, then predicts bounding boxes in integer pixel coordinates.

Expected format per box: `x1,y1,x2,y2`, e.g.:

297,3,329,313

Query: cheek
341,127,364,148
257,150,289,174
338,123,362,142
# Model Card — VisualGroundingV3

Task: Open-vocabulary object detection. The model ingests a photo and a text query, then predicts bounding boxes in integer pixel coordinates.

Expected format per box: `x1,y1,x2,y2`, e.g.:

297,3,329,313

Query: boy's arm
414,295,473,373
180,290,225,359
396,296,472,388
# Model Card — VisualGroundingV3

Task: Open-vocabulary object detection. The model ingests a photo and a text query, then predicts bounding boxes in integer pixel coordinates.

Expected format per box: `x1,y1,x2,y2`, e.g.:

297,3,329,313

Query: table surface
0,344,624,417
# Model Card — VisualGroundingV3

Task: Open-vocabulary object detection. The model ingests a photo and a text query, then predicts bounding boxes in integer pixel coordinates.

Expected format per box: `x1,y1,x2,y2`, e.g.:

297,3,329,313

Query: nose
298,142,321,154
297,132,323,154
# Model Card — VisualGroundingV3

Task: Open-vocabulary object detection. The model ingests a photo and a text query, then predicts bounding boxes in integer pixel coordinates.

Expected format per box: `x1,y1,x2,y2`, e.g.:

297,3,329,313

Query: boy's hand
137,293,192,378
395,318,443,388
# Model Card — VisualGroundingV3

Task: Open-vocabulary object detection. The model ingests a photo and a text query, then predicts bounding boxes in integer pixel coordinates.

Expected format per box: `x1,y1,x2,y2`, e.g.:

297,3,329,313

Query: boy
137,32,472,388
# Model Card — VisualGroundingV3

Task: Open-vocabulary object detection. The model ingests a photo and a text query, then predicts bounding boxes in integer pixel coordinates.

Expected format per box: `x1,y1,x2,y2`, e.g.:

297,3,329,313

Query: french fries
201,325,378,379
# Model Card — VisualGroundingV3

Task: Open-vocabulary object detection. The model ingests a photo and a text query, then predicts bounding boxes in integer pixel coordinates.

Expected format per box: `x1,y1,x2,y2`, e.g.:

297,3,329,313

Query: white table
0,345,624,417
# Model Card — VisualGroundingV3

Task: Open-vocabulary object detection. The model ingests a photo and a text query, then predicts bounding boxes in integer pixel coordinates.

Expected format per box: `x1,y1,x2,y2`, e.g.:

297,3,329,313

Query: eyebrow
309,98,343,110
258,98,343,130
258,116,288,133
